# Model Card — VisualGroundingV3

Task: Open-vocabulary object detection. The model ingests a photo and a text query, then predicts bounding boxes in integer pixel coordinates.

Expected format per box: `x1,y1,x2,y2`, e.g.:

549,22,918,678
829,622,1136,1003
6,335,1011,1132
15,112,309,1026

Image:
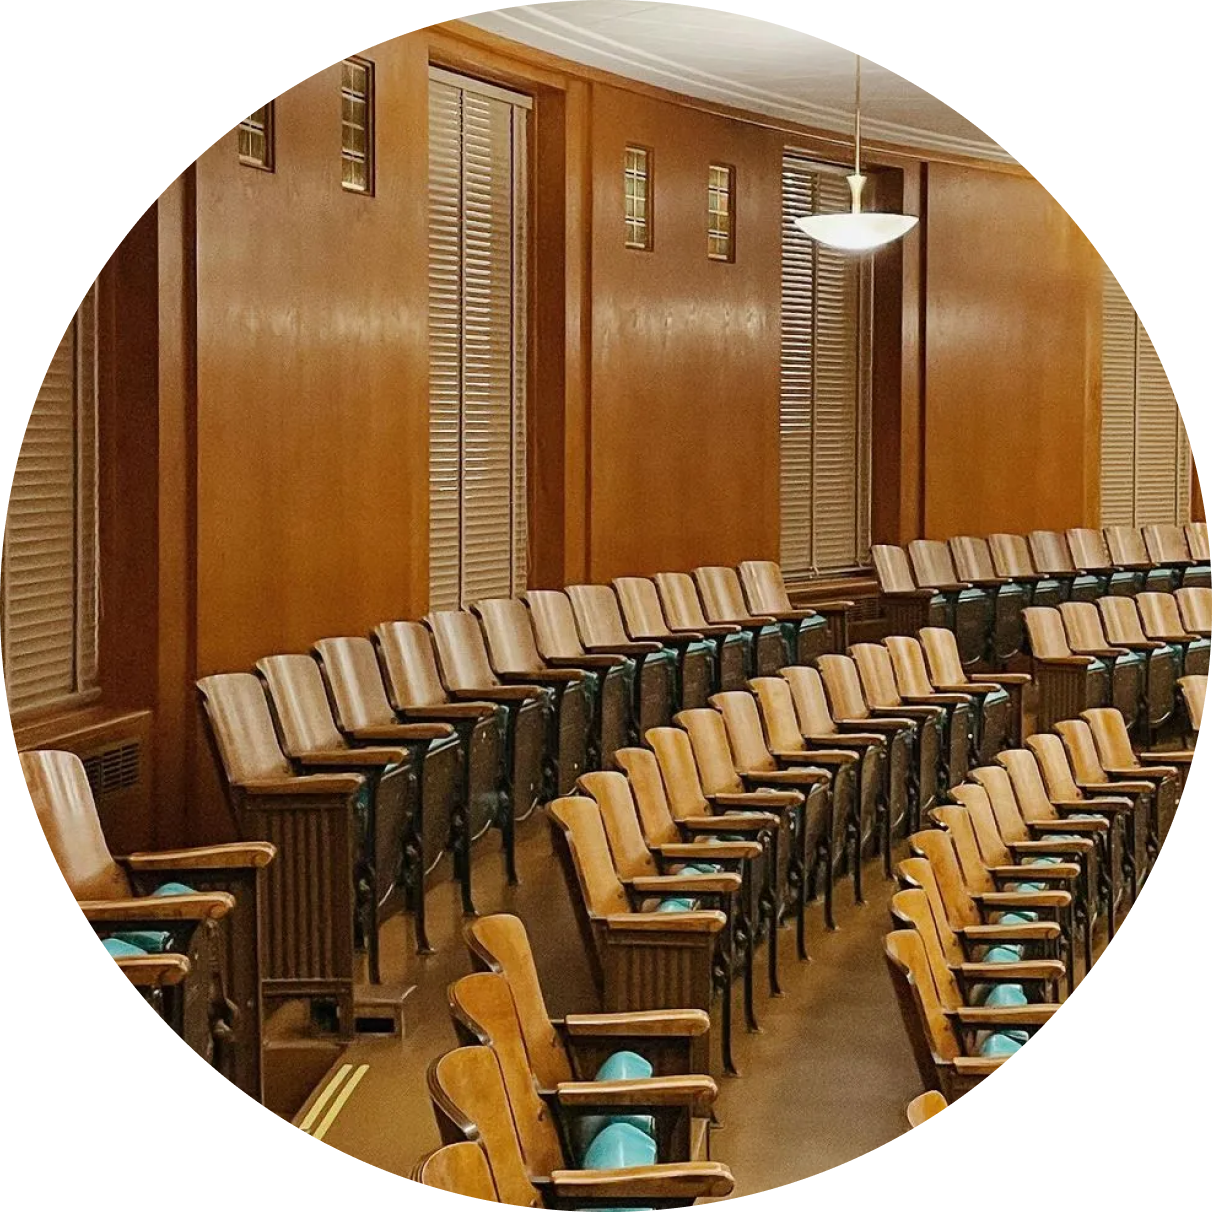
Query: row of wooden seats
418,913,735,1205
885,705,1190,1102
22,748,274,1101
872,523,1210,669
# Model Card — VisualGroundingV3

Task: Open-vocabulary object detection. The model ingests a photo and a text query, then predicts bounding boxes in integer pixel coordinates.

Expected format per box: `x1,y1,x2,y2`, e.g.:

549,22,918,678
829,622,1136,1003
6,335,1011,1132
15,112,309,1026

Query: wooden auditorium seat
988,532,1065,608
1105,525,1172,594
653,571,752,690
1175,585,1212,638
905,1090,948,1127
1095,595,1180,745
947,535,1027,664
529,587,676,735
692,565,794,675
413,1141,500,1200
1179,673,1204,737
1186,521,1210,566
116,951,193,1041
1028,529,1102,602
256,652,444,961
1022,606,1111,730
372,620,509,915
736,558,851,657
1067,526,1142,596
908,538,994,666
472,597,593,787
1135,591,1211,676
1143,523,1208,588
1056,600,1146,738
870,542,938,640
23,748,272,1100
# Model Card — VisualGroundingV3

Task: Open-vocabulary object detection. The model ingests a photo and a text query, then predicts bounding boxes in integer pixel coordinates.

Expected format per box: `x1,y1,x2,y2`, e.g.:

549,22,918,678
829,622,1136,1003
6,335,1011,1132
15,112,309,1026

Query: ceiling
464,1,1012,163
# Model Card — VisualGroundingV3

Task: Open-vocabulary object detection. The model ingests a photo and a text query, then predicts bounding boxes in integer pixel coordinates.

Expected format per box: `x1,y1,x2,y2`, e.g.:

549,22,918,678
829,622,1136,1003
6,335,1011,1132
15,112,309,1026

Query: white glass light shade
793,210,919,252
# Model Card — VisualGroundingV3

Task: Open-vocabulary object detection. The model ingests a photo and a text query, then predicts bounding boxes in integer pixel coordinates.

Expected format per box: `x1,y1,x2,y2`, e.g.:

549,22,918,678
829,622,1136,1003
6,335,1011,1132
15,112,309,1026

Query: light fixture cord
854,53,862,177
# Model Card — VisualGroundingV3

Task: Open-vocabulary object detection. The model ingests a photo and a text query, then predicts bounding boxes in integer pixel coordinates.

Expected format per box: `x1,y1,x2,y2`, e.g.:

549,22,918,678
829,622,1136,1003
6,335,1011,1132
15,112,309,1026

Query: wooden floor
277,811,926,1195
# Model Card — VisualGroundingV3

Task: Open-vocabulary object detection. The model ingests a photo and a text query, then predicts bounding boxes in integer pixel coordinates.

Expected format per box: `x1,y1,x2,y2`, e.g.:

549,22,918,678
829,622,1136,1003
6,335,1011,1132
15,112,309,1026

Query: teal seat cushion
655,897,697,913
1023,856,1062,866
982,944,1024,963
995,911,1039,924
981,982,1028,1007
153,881,195,897
103,937,148,958
679,862,723,874
575,1052,657,1160
112,882,199,953
982,687,1011,707
1007,881,1046,892
582,1122,659,1170
978,1031,1027,1058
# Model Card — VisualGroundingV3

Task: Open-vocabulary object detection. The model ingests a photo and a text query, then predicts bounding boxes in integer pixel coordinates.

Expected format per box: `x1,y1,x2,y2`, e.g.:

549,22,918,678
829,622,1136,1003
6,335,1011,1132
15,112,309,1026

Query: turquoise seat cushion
679,862,723,874
981,944,1024,963
1006,881,1046,892
982,687,1011,707
655,897,697,913
994,911,1039,924
575,1052,657,1160
153,882,195,896
111,881,198,953
582,1122,659,1171
1023,856,1062,866
981,982,1028,1007
978,1031,1027,1058
103,937,149,958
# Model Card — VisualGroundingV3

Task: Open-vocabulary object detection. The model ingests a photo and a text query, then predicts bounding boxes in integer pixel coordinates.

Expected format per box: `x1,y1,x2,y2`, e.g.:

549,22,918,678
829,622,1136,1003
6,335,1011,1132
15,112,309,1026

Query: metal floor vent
83,740,142,798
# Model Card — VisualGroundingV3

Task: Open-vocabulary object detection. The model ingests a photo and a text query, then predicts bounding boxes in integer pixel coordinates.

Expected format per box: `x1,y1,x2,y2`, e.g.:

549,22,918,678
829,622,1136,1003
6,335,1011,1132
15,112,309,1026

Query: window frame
238,101,275,171
341,57,375,196
707,162,735,262
624,144,653,251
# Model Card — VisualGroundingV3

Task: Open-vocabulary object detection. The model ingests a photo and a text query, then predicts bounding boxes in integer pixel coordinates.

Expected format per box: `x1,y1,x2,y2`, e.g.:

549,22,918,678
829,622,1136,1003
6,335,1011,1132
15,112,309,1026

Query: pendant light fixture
794,54,918,252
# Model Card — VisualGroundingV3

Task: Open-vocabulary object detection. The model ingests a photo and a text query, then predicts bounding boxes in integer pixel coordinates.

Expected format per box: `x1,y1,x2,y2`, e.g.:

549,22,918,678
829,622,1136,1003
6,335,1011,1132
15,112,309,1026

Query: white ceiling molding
465,2,1015,163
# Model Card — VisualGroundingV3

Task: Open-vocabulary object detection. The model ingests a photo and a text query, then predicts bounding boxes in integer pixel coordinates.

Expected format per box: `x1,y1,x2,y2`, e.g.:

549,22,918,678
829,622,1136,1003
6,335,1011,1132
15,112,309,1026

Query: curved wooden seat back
930,804,997,894
522,590,587,660
1058,601,1114,652
1143,523,1191,566
1135,592,1190,640
1067,528,1113,572
906,1090,948,1128
896,855,965,968
196,672,295,786
1187,522,1210,562
1052,720,1110,786
615,747,682,847
918,628,967,688
579,770,659,879
884,930,960,1084
1081,708,1141,772
413,1141,499,1201
750,676,808,753
255,654,347,757
646,727,713,821
969,763,1036,843
850,643,904,709
1104,526,1150,568
448,971,564,1177
548,796,632,919
655,572,713,630
872,544,918,592
780,665,843,738
567,584,635,648
473,598,547,677
884,636,938,698
1023,607,1075,658
673,709,746,795
374,621,454,710
889,887,959,1006
948,536,998,583
817,654,873,721
1097,597,1150,646
1028,530,1075,576
465,913,572,1089
709,691,779,774
613,576,675,639
427,1046,540,1208
1013,738,1083,806
426,610,506,692
22,750,133,900
738,560,794,613
908,828,980,929
1180,674,1205,731
1176,587,1212,633
988,533,1037,580
313,637,397,731
694,566,753,622
908,539,959,589
949,784,1012,868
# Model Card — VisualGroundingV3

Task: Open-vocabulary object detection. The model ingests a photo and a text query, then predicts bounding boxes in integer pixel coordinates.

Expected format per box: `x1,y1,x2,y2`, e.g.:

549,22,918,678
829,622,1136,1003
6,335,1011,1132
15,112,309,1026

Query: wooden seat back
646,726,714,821
709,691,779,774
196,671,295,785
950,784,1012,867
850,643,905,709
1097,596,1150,646
750,676,808,754
414,1141,500,1201
1023,607,1076,659
1028,530,1075,576
374,620,454,710
1017,736,1085,804
889,888,960,1006
1187,522,1210,562
948,536,999,583
906,1090,948,1127
1080,708,1140,771
1104,526,1150,568
473,598,548,677
427,1046,540,1208
1175,586,1212,632
579,770,659,879
907,828,980,929
567,584,633,648
547,796,633,919
673,709,747,795
896,856,965,967
930,805,994,894
1053,720,1110,786
522,590,588,660
988,533,1037,579
426,610,505,692
908,539,959,589
872,544,919,593
884,930,960,1069
694,566,753,623
738,560,795,613
1180,674,1205,731
21,750,133,900
779,665,840,737
1058,601,1114,653
465,913,572,1089
615,747,682,846
448,971,565,1177
313,636,397,731
969,764,1033,843
1143,523,1191,565
1067,528,1113,572
655,572,713,630
884,635,938,698
256,654,348,757
919,627,968,688
1136,592,1190,640
614,576,674,638
817,654,872,721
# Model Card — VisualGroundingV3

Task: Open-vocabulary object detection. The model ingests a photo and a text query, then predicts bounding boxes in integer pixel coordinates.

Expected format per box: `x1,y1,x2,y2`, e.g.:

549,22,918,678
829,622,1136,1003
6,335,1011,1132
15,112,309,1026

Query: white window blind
428,68,529,611
779,153,873,580
1100,268,1191,526
1,284,99,714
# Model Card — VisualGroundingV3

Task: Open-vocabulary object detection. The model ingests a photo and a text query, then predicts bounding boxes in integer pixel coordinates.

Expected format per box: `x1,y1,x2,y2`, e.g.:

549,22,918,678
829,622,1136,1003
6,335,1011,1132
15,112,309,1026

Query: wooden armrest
299,747,408,767
587,641,664,656
605,912,726,934
682,812,781,832
1141,751,1194,765
1106,765,1181,779
729,615,779,628
742,768,830,787
709,790,803,808
773,749,857,766
805,731,884,748
556,1075,718,1108
801,599,855,613
957,960,1066,982
116,954,191,987
399,702,498,721
1027,818,1106,834
975,890,1071,909
1078,781,1154,796
563,1010,711,1038
1006,839,1092,856
884,588,936,599
1054,797,1135,813
836,718,912,734
971,672,1033,686
627,873,742,896
952,1057,1004,1076
903,693,973,706
1071,646,1129,658
347,723,454,743
450,685,541,702
952,683,1006,695
957,922,1062,942
500,669,583,685
656,841,762,861
239,773,364,796
550,1162,734,1200
873,705,942,720
123,842,276,871
549,654,625,669
648,630,704,643
1034,654,1097,667
989,863,1081,881
82,892,234,922
682,623,742,637
932,581,972,593
765,609,816,622
950,1005,1058,1027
